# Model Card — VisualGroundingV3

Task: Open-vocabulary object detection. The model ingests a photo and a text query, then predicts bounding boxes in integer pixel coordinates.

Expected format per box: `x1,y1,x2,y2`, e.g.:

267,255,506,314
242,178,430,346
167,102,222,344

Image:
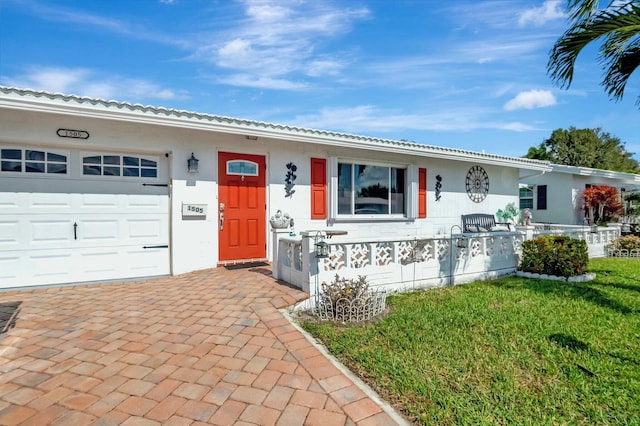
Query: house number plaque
182,204,207,217
57,128,90,139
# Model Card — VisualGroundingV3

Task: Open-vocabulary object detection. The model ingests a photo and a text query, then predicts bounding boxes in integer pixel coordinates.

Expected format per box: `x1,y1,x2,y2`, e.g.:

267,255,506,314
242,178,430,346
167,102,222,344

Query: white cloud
217,39,256,69
289,105,540,134
195,0,370,89
17,1,188,48
306,59,344,77
456,35,551,64
2,66,187,101
2,67,91,94
217,74,307,90
504,90,557,111
518,0,565,27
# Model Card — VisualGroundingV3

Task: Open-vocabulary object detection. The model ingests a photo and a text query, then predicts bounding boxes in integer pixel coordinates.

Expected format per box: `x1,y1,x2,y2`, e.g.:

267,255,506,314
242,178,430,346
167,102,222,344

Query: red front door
218,152,266,262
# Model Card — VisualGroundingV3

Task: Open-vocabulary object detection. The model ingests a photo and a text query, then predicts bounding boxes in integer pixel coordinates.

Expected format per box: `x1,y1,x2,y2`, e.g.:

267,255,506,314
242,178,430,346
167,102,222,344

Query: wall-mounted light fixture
187,153,199,173
456,237,468,249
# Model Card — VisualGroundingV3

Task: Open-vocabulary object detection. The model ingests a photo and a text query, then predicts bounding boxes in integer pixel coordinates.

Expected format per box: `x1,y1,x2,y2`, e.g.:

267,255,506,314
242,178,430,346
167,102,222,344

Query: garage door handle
73,222,78,240
143,245,169,249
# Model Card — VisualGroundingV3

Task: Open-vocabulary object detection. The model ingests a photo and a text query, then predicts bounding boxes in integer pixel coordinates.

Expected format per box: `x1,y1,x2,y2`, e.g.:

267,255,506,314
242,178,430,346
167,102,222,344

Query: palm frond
567,0,601,21
548,2,640,105
602,43,640,103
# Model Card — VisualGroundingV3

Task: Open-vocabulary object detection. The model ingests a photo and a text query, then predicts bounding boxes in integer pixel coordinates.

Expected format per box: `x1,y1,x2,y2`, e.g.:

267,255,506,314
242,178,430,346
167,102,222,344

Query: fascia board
552,164,640,182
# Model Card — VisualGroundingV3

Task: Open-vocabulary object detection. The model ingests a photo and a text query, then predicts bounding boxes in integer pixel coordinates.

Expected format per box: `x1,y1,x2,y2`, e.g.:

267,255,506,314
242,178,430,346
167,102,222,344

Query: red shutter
311,158,327,219
418,167,427,218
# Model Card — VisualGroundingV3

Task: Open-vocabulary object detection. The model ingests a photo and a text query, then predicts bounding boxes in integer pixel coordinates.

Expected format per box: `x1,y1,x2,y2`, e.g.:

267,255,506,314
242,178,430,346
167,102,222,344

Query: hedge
519,235,588,278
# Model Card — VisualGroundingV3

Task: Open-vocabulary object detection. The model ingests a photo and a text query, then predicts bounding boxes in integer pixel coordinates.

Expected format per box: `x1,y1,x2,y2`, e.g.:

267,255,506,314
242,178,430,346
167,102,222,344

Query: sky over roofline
2,0,638,160
0,84,553,169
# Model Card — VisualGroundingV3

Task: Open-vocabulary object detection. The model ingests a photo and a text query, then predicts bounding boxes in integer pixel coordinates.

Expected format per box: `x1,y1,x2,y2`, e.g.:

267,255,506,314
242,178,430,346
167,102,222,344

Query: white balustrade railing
273,225,621,306
274,231,526,304
532,226,619,257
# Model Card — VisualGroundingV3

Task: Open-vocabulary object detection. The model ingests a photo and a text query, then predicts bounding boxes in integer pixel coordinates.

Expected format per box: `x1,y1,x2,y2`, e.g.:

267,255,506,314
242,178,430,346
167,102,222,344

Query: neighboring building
0,87,550,290
519,164,640,225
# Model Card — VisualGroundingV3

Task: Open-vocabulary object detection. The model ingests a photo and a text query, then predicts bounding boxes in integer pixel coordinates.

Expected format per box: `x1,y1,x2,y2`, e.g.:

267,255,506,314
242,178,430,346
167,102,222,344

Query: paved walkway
0,266,407,425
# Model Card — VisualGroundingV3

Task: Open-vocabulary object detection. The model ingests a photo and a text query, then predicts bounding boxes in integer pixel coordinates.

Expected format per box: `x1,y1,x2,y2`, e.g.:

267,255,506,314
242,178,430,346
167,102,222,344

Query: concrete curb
516,271,596,282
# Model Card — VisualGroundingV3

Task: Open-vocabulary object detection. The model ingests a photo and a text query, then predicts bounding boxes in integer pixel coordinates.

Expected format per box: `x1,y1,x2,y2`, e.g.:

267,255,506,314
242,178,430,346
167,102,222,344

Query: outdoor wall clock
465,165,489,203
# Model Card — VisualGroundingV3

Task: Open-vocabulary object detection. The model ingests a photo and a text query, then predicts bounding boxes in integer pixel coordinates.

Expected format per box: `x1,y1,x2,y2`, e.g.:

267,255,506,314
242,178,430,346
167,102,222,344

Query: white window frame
519,185,534,209
226,160,259,176
0,146,70,176
328,157,418,221
80,151,161,180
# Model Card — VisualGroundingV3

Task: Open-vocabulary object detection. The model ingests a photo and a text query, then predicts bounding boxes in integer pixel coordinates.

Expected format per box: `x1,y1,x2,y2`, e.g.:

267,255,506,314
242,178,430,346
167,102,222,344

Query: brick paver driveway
0,265,406,425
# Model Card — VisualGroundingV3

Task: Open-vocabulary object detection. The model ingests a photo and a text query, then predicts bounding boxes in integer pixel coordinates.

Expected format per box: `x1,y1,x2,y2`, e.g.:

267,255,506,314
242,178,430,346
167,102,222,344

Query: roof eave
551,164,640,183
0,86,551,171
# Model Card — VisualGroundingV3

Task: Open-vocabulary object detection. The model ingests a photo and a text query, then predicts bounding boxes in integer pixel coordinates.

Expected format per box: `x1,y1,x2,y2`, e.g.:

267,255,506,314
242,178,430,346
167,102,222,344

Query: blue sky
1,0,639,160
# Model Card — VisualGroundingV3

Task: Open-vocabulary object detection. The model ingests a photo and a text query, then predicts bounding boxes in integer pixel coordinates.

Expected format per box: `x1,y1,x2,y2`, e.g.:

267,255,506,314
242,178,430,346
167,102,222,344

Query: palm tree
547,1,640,106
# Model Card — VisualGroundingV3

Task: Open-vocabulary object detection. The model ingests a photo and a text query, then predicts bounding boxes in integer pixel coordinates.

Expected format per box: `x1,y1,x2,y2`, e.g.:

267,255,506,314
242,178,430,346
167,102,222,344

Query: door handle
73,222,78,240
220,212,224,230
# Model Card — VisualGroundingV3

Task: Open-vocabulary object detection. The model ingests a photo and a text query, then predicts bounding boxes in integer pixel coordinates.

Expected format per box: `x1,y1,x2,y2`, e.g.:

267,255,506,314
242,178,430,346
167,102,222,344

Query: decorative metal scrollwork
465,166,489,203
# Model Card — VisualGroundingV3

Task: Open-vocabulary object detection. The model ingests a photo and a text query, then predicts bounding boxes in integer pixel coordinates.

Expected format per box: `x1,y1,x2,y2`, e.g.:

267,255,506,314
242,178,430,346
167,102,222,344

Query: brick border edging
277,308,411,425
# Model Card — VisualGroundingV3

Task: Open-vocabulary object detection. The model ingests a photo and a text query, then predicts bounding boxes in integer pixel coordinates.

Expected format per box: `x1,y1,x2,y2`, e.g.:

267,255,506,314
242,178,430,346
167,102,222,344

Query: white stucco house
0,86,555,291
519,164,640,226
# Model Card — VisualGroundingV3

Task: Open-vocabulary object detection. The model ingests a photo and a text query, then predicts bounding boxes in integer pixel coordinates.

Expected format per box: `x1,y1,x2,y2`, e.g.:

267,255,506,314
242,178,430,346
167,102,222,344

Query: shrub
519,235,588,277
607,235,640,251
316,275,385,322
320,275,370,312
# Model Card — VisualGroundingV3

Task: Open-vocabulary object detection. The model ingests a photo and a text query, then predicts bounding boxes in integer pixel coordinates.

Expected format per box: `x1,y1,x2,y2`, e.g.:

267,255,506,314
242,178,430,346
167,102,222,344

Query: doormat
225,261,269,270
0,301,21,335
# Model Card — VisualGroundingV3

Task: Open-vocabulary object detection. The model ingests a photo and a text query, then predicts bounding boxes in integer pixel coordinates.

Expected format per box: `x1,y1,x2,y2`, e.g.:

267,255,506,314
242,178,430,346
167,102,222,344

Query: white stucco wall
1,104,524,279
522,173,576,225
522,170,638,225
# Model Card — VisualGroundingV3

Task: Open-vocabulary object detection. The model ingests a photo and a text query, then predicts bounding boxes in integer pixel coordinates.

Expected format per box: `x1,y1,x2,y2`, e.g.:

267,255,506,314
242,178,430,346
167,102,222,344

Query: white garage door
0,147,170,289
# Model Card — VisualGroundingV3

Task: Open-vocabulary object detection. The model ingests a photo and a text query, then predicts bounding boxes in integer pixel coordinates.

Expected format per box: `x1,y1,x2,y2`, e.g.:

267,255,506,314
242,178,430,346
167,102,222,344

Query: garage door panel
0,150,170,288
80,251,120,274
127,194,169,210
0,194,18,209
126,248,168,272
0,244,170,288
29,193,73,209
30,253,74,277
82,220,119,241
0,220,19,246
31,220,74,244
79,193,120,209
127,218,163,239
0,254,20,280
3,214,169,250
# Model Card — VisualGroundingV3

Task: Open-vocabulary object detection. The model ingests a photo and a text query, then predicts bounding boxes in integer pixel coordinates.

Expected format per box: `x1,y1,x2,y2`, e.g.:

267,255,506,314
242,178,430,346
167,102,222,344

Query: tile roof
0,86,551,170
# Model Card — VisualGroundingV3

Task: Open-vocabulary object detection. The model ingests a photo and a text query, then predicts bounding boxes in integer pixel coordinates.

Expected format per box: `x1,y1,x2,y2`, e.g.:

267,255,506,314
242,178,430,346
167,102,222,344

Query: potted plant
496,202,520,226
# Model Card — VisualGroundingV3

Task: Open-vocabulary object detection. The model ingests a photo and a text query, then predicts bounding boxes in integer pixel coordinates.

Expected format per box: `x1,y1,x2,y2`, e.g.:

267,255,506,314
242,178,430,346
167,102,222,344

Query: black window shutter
537,185,547,210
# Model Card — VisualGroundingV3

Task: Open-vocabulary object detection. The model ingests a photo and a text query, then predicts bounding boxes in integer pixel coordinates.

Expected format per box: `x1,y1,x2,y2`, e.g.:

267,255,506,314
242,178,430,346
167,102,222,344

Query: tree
582,185,624,224
524,127,640,172
625,190,640,215
548,0,640,107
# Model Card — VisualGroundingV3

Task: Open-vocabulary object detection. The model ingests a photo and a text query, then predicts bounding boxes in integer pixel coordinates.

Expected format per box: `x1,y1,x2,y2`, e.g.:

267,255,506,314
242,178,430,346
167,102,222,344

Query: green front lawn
302,258,640,425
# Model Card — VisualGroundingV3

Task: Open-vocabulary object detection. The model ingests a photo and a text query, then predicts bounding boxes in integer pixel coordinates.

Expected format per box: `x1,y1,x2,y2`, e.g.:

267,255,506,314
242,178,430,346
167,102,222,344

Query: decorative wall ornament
269,210,291,229
465,165,489,203
435,174,442,201
285,162,297,198
522,208,533,226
